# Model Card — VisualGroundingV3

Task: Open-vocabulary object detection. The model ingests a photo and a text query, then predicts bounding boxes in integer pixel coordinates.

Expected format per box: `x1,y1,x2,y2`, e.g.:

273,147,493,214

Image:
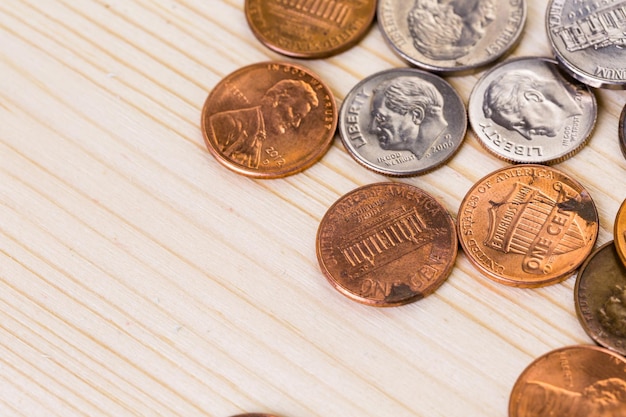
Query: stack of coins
201,1,626,416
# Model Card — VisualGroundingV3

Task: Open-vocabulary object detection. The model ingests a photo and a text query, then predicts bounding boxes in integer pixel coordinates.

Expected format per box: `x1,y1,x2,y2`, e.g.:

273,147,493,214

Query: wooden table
2,1,625,416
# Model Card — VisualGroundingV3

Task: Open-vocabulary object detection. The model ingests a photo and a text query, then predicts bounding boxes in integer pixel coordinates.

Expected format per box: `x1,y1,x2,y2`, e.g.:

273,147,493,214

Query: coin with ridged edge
245,0,376,59
509,345,626,417
546,0,626,89
338,67,467,176
316,182,457,307
457,164,598,287
468,57,596,165
201,62,337,178
377,0,526,73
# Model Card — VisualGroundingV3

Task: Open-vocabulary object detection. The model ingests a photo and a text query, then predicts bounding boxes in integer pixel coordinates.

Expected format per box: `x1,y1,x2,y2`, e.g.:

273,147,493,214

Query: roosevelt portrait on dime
369,76,448,160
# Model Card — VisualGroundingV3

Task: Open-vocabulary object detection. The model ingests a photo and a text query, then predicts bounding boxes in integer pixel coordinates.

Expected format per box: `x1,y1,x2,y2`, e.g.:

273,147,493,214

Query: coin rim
244,0,376,59
200,61,338,179
338,67,467,177
316,181,458,307
545,0,626,89
377,0,527,74
574,240,626,356
456,164,599,287
467,56,597,165
508,344,626,416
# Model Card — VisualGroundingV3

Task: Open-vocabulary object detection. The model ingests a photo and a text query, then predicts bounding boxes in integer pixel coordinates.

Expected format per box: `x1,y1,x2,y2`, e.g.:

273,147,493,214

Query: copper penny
509,345,626,417
575,241,626,356
201,62,337,178
245,0,376,59
316,182,457,307
457,165,599,287
615,199,626,267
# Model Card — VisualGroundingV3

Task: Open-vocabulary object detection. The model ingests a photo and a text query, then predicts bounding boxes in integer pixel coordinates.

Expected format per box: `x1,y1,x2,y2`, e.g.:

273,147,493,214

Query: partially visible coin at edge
619,104,626,159
377,0,526,73
230,414,280,417
575,241,626,356
245,0,376,59
547,0,626,89
457,164,599,287
338,68,467,176
509,345,626,417
316,182,457,307
468,57,596,164
614,199,626,266
201,62,337,179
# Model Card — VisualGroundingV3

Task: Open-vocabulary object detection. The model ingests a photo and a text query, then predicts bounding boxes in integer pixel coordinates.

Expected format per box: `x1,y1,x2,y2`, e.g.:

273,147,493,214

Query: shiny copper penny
615,199,626,266
509,345,626,417
575,241,626,356
316,182,457,307
457,165,599,287
245,0,376,59
201,62,337,178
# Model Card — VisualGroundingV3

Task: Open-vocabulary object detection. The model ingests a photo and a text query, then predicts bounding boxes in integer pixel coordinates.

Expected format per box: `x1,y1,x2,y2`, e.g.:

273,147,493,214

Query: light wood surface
2,1,625,416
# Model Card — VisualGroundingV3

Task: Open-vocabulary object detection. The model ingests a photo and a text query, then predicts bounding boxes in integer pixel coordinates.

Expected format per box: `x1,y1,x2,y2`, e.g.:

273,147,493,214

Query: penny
468,57,597,165
377,0,526,73
575,242,626,356
618,105,626,158
338,68,467,176
509,345,626,417
457,165,599,287
245,0,376,59
546,0,626,89
316,182,457,306
201,62,338,179
614,199,626,267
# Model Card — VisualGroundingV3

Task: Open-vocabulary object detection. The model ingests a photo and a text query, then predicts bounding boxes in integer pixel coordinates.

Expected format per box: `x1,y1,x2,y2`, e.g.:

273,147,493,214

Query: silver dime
468,57,596,164
377,0,526,73
338,68,467,176
547,0,626,89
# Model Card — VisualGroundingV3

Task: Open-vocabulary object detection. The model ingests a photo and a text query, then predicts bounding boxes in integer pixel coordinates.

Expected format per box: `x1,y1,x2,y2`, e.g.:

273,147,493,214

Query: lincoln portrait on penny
369,76,448,160
209,79,319,168
482,69,582,140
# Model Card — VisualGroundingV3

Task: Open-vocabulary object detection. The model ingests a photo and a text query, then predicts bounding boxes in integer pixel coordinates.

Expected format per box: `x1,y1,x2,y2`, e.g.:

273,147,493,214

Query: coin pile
202,0,626,416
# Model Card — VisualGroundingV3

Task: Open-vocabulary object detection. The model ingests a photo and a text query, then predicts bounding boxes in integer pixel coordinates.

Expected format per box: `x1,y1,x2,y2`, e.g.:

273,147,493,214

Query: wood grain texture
1,0,625,416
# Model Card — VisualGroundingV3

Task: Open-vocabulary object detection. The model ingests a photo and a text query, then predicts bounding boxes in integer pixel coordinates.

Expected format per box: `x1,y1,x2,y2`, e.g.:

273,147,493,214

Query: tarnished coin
575,242,626,356
245,0,376,59
201,62,337,178
615,199,626,266
620,104,626,159
509,345,626,417
316,182,457,306
457,165,599,287
468,57,597,164
377,0,526,73
338,68,467,176
547,0,626,89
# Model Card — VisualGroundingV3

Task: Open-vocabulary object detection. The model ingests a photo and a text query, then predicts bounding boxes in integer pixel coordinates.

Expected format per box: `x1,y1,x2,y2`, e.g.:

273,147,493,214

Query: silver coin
468,57,596,164
338,68,467,176
377,0,526,73
574,242,626,357
547,0,626,89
